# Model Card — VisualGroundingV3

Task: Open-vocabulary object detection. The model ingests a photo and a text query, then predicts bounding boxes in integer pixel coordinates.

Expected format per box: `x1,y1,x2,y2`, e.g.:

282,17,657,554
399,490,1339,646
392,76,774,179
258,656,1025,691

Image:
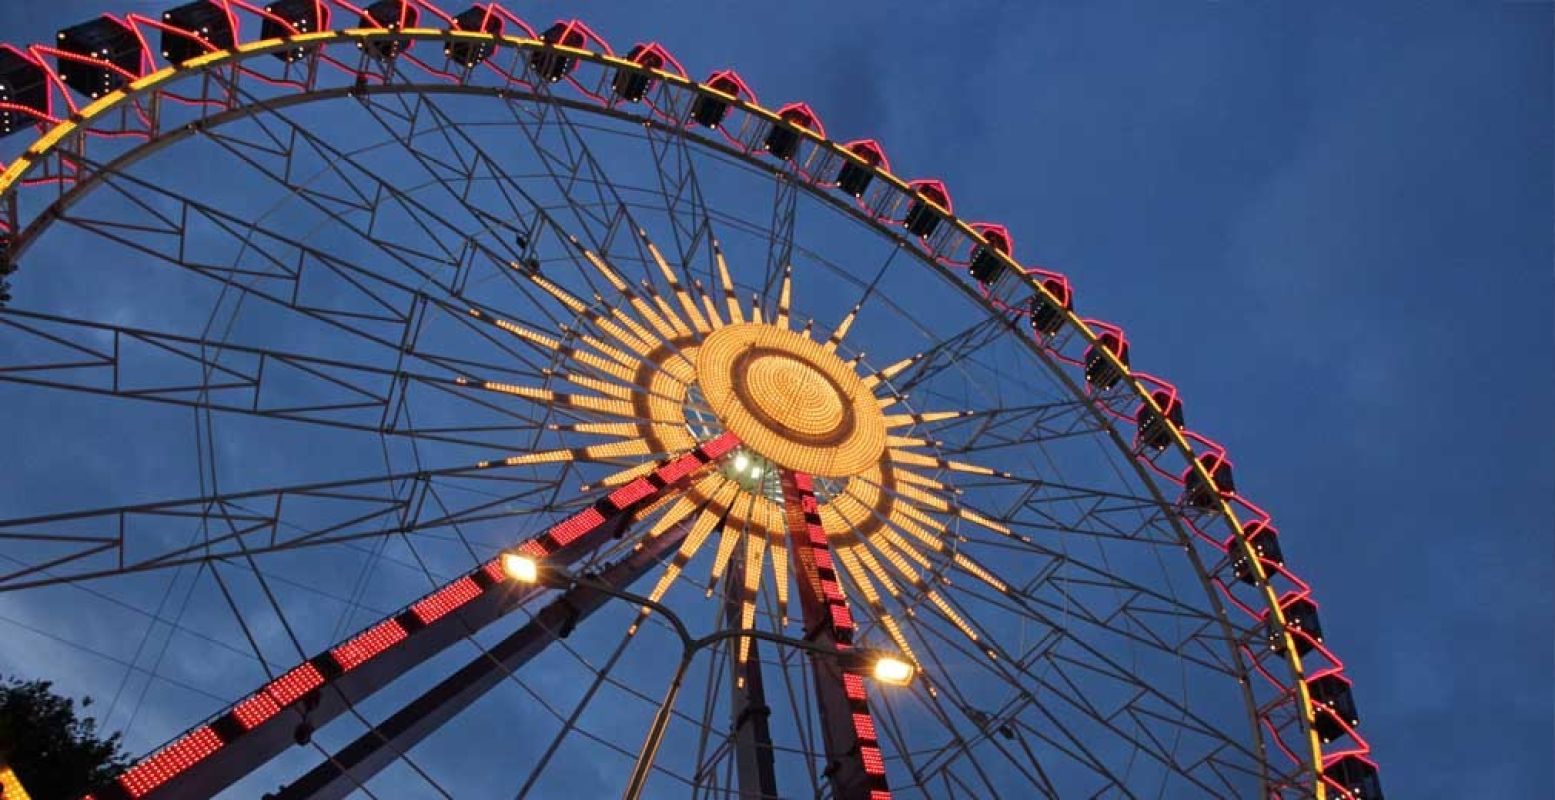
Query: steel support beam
778,471,892,800
271,519,694,799
93,435,740,800
724,554,779,800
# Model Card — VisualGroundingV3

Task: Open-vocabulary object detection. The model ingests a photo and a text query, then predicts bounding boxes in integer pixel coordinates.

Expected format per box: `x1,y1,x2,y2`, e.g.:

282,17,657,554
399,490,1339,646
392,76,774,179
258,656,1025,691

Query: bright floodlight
734,452,750,472
872,654,916,686
502,552,540,584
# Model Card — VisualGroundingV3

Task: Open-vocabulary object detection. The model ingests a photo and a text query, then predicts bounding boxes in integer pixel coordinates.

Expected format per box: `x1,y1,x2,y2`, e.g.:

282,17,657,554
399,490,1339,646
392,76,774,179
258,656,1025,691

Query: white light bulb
733,453,749,472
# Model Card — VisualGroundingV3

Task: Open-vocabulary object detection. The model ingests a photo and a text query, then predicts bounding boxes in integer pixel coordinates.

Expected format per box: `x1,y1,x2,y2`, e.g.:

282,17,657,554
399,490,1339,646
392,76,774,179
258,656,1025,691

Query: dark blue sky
1,1,1551,797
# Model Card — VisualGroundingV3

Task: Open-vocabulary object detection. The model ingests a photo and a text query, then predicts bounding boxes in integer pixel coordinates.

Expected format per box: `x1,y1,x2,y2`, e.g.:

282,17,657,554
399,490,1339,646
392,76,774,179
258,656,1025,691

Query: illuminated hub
467,235,1013,674
697,322,887,479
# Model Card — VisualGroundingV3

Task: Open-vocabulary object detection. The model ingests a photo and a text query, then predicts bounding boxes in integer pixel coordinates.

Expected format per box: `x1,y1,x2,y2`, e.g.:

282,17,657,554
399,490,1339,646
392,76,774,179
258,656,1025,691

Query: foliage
0,676,127,800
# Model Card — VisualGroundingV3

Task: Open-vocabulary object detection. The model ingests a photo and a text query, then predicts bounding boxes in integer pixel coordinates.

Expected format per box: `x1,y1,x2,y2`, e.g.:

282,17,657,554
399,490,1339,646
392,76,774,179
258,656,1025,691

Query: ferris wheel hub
695,322,887,478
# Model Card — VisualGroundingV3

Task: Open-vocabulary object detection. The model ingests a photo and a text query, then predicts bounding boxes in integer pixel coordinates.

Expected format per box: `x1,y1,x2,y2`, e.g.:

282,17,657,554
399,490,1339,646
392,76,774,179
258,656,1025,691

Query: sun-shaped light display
457,234,1014,669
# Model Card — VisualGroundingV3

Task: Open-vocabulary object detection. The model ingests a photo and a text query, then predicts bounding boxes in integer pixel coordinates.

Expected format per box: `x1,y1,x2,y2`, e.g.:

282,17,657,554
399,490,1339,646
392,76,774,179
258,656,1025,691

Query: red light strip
781,471,892,800
100,436,741,798
330,617,409,671
411,576,483,624
117,726,223,798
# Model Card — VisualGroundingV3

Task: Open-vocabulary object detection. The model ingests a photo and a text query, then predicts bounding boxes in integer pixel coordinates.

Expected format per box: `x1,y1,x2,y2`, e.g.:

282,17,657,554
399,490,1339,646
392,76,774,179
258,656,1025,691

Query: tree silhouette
0,676,127,800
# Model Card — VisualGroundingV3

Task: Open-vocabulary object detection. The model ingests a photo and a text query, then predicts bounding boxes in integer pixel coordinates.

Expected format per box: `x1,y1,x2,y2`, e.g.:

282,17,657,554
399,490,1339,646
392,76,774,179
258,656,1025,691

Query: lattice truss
0,4,1375,800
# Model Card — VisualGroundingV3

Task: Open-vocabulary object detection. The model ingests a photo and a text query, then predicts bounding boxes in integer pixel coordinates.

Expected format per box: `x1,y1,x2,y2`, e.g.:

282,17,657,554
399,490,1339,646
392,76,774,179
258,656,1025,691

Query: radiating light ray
893,469,946,491
884,410,970,429
876,528,934,570
597,304,660,356
823,304,860,352
468,308,561,350
714,247,745,324
643,236,713,332
628,288,686,341
646,479,741,605
954,507,1013,538
736,527,766,669
698,285,726,329
486,439,655,468
582,247,631,293
555,422,648,438
764,501,792,626
645,471,729,539
514,265,588,315
888,448,995,476
472,381,636,419
586,460,661,490
646,287,696,338
834,544,918,666
863,353,924,390
776,264,794,329
521,264,659,357
951,553,1009,593
927,589,983,646
707,491,755,592
559,371,638,400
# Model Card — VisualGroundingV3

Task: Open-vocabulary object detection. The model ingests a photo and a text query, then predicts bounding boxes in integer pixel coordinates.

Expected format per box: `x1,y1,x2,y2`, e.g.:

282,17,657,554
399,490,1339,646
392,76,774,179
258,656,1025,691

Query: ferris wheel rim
0,14,1371,799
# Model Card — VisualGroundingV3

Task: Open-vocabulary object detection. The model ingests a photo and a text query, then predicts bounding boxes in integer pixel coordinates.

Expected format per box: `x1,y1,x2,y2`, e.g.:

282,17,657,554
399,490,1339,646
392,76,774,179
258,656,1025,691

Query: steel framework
0,3,1378,799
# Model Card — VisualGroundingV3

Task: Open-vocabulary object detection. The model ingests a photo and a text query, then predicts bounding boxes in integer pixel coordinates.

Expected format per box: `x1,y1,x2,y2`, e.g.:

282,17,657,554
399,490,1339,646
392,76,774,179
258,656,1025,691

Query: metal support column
778,471,892,800
724,552,778,799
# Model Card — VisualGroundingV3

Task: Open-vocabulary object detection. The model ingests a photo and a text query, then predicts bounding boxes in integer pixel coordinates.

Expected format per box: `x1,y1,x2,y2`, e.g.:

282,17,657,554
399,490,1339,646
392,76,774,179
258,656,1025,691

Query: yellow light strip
586,459,660,489
519,268,588,314
884,410,970,428
928,589,981,643
470,309,560,350
647,289,695,338
823,304,860,352
492,438,655,468
583,248,630,292
707,492,754,589
560,372,637,400
877,528,935,570
737,527,766,668
0,764,34,800
894,468,945,491
888,448,995,476
646,479,739,604
699,290,726,329
645,472,727,538
571,330,641,371
647,238,712,333
600,306,659,355
834,545,918,666
955,507,1013,537
776,265,794,329
863,353,923,390
763,502,792,626
952,552,1010,593
630,293,683,341
715,248,746,324
894,481,952,513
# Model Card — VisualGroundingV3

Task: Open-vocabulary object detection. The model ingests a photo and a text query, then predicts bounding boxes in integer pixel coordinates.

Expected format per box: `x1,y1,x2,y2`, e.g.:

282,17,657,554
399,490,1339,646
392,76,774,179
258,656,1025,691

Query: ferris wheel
0,2,1382,798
